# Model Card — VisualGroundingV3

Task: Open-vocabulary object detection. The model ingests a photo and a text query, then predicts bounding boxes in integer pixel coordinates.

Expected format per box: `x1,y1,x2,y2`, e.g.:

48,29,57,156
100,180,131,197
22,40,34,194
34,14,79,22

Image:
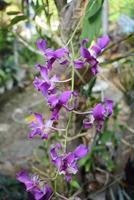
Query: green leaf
34,5,45,15
81,0,104,45
79,153,90,167
7,11,21,15
10,15,27,26
85,0,103,18
0,69,6,79
70,180,80,189
99,130,113,143
87,76,96,97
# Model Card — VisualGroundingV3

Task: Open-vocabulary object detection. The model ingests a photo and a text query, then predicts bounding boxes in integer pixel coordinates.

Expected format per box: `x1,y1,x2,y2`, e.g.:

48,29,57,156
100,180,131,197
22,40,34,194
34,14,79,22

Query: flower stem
64,41,75,152
65,19,82,47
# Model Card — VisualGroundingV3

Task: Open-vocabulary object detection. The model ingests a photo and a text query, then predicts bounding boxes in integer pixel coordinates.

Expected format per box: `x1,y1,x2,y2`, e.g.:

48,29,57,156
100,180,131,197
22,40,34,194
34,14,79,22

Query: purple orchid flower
33,65,58,97
83,99,113,132
16,171,52,200
47,91,77,120
74,35,110,75
74,39,98,75
50,144,88,181
28,113,53,140
36,39,69,70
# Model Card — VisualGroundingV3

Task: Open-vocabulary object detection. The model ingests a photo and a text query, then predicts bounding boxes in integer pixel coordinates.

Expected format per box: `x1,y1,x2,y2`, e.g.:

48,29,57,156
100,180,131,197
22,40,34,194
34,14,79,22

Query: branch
14,33,41,56
100,53,134,66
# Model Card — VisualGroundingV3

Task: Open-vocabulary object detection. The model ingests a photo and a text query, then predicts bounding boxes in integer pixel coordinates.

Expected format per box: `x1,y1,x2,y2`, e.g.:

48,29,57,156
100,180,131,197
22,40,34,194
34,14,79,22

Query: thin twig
87,175,122,199
100,53,134,66
65,132,89,141
56,192,69,200
121,138,134,150
14,33,41,55
124,124,134,134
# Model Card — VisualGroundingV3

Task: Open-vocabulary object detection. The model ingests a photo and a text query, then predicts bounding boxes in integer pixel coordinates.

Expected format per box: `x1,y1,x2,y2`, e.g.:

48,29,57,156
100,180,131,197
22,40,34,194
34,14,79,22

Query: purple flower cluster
16,171,52,200
17,35,113,198
50,144,88,182
74,35,110,75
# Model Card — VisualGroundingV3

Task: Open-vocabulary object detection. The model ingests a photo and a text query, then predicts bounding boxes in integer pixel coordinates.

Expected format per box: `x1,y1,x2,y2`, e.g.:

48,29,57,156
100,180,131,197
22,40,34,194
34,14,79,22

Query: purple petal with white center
74,144,88,159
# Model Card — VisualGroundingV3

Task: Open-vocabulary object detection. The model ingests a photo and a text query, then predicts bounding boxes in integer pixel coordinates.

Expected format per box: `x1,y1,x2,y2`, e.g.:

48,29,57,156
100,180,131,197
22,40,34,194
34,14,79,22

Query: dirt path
0,86,46,176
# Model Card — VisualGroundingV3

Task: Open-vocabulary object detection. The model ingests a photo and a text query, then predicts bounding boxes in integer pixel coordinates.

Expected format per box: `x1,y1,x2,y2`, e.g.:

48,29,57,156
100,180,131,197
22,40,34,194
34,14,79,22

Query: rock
0,86,5,94
5,79,14,90
0,161,15,175
0,123,10,132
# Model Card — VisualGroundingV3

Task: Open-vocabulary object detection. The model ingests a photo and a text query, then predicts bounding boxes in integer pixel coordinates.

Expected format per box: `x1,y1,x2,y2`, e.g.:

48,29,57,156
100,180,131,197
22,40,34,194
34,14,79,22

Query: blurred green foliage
0,174,27,200
109,0,134,21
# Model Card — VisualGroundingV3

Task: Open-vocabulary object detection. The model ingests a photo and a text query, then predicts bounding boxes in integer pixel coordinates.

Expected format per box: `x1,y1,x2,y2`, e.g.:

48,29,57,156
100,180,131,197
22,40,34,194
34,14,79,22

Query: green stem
64,41,75,152
64,112,72,152
65,19,82,47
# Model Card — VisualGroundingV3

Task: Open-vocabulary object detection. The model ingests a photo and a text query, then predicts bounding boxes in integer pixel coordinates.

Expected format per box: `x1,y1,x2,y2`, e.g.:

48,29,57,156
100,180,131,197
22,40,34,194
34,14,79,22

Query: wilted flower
83,99,113,132
28,113,53,139
50,144,88,181
16,171,52,200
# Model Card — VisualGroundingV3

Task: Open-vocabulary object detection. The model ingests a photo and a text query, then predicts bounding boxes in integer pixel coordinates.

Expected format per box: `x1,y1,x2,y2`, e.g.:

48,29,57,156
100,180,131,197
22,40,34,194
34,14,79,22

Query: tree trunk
54,0,67,13
60,0,87,44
